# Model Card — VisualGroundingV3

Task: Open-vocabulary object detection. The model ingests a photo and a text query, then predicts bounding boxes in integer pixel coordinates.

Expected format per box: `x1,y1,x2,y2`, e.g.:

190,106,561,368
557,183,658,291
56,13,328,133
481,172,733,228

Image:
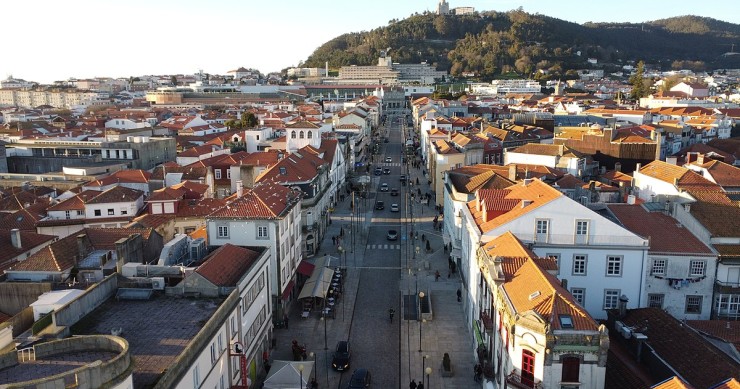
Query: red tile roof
0,230,57,272
176,198,227,218
48,190,102,211
608,204,713,255
196,244,261,287
86,186,144,205
208,183,297,219
639,161,720,190
1,199,50,231
85,169,151,187
256,149,327,184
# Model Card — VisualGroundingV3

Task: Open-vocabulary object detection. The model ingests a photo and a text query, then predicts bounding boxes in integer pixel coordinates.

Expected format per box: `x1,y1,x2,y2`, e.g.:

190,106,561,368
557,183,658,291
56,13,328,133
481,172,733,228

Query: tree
241,112,257,128
629,61,649,100
170,75,178,86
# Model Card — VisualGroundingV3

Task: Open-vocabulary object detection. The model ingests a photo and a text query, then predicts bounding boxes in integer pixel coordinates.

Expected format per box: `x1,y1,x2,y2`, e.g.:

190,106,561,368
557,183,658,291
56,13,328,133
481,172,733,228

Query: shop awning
297,261,315,277
281,280,295,300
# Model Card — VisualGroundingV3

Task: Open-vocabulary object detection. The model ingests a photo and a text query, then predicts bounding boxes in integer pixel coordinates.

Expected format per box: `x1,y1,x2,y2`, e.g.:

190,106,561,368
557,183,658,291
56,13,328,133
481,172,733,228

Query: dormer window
279,167,287,175
558,315,574,328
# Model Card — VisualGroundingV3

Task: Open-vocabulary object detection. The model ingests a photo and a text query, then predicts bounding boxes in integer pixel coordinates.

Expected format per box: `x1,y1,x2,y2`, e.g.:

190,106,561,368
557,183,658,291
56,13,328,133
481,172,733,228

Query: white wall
84,198,143,219
644,254,715,320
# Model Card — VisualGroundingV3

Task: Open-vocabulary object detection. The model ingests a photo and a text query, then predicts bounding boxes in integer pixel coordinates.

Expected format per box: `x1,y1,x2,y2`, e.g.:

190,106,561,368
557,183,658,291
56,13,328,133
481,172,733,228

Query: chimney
614,162,622,173
627,195,636,205
618,294,629,319
635,163,641,173
697,153,705,165
508,164,517,181
236,180,244,197
522,178,533,186
77,234,87,259
10,229,21,249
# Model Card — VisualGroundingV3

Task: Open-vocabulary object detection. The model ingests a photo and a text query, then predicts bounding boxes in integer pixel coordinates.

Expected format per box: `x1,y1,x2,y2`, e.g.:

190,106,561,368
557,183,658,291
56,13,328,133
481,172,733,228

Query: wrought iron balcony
506,371,544,389
480,311,494,333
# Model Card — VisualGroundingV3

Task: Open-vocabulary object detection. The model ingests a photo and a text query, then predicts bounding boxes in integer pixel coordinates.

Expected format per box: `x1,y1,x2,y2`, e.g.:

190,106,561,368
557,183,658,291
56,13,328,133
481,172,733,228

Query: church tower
436,0,449,15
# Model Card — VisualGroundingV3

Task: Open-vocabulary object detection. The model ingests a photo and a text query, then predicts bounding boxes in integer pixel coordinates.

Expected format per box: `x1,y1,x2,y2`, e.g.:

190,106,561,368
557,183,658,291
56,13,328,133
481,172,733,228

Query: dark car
390,188,399,196
331,341,351,371
382,168,391,175
400,175,407,182
347,368,371,389
375,201,385,210
386,229,398,240
384,138,389,143
374,167,382,176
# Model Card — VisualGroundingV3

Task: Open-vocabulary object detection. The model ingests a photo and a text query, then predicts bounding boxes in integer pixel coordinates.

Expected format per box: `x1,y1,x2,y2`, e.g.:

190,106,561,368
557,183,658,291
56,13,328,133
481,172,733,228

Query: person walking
474,363,482,382
417,382,424,389
435,270,441,281
409,379,417,389
457,288,462,302
332,236,336,246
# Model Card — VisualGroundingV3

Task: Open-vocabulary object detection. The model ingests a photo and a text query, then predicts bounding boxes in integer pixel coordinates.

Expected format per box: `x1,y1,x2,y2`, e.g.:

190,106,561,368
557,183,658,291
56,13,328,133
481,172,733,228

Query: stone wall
52,274,118,328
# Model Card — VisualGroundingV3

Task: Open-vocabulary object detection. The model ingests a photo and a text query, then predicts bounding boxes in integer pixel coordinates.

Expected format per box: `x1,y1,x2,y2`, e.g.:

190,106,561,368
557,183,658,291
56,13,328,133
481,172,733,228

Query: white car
380,183,389,192
390,203,399,212
385,157,392,163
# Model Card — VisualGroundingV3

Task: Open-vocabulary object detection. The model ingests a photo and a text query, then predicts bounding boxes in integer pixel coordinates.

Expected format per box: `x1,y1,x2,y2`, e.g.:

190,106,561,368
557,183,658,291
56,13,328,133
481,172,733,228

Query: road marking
366,244,401,250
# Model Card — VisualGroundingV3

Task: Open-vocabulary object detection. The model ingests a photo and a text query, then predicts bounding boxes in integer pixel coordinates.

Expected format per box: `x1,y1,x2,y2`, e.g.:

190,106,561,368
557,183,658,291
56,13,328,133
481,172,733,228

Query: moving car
385,157,392,163
390,188,399,196
331,341,351,371
380,183,389,192
382,168,391,175
400,175,407,183
375,201,385,210
390,203,399,212
386,229,398,240
374,167,382,176
348,368,371,389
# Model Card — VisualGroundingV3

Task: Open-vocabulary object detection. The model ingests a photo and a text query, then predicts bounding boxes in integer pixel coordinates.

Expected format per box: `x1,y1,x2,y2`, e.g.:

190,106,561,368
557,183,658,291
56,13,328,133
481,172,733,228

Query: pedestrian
409,379,417,389
435,270,441,281
474,363,482,382
417,382,424,389
283,314,289,329
310,378,318,388
332,236,336,246
457,288,462,302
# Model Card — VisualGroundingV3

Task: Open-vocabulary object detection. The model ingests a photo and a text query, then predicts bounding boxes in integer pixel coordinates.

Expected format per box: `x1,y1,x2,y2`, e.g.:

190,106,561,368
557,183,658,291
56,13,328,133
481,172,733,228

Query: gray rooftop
73,293,222,388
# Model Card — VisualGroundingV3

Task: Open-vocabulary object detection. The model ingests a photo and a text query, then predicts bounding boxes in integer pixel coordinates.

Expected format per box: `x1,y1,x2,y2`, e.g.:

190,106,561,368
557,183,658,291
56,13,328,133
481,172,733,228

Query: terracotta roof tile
620,308,739,388
686,320,740,356
84,170,151,187
652,377,695,389
608,204,713,254
48,190,102,211
709,378,740,389
196,244,261,287
1,199,50,231
176,198,227,218
470,179,562,233
86,186,144,205
0,229,57,271
208,183,297,219
639,161,720,190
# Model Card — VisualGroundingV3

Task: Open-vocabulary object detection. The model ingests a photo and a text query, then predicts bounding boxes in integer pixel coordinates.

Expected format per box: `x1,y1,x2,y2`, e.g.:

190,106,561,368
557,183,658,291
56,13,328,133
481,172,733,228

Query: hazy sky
2,0,738,84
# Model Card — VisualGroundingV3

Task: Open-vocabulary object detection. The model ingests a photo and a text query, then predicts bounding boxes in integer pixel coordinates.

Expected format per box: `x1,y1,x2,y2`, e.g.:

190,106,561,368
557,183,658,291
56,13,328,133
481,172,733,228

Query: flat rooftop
73,293,223,388
0,350,118,386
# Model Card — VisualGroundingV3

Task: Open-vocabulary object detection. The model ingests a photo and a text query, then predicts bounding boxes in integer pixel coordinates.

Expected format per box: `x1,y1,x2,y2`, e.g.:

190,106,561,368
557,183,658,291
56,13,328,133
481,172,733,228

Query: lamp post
425,366,432,389
422,354,429,386
418,292,425,352
309,352,315,387
298,363,304,389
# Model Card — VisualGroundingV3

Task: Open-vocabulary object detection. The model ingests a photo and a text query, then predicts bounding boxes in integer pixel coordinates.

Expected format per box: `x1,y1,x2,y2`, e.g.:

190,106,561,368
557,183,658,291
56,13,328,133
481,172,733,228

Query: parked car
375,201,385,210
390,188,399,196
348,369,372,389
374,167,382,176
331,341,351,371
382,168,391,175
386,229,398,240
385,157,392,162
400,175,407,182
380,183,389,192
390,203,399,212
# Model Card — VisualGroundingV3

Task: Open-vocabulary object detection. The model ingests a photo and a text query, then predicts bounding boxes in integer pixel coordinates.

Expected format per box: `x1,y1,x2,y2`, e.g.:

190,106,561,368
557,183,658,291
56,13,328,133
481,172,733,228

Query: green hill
300,11,740,81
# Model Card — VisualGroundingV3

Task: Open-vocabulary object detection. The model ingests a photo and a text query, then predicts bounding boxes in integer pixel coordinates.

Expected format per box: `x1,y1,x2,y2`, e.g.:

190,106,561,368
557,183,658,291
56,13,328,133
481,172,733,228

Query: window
561,356,580,383
571,288,585,305
559,315,574,328
536,219,549,234
606,256,623,276
648,294,664,308
685,295,702,314
94,209,102,216
218,225,229,238
575,220,589,236
76,210,84,216
651,259,666,275
521,350,535,386
689,260,706,276
257,226,269,239
192,365,200,388
121,209,128,215
299,131,305,139
307,131,312,139
65,210,70,220
227,169,231,179
603,289,620,309
210,342,217,364
572,255,587,275
215,169,222,179
107,209,115,216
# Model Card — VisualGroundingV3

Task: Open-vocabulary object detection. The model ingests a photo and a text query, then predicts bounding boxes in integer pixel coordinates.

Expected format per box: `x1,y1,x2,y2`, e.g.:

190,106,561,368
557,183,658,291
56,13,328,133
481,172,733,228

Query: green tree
629,61,649,100
241,112,258,128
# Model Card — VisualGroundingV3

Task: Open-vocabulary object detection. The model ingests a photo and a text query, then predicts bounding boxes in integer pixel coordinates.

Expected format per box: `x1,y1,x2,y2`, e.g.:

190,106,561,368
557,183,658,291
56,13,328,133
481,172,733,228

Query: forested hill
300,11,740,81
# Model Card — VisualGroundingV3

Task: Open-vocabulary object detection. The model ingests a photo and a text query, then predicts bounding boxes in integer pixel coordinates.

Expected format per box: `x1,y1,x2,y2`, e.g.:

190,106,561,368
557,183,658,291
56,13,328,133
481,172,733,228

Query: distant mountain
300,11,740,81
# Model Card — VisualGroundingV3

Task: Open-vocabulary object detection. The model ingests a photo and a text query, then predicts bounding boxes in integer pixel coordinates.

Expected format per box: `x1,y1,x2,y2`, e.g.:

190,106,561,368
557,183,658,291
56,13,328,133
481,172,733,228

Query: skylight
559,315,574,328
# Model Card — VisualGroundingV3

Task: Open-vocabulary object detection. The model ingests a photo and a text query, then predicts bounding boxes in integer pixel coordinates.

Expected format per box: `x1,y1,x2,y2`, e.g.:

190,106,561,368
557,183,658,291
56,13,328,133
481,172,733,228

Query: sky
2,0,738,84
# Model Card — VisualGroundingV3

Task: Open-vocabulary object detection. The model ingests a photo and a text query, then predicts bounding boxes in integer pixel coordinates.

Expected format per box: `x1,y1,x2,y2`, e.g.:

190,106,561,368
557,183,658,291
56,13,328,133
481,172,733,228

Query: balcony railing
480,311,494,333
507,371,544,389
515,232,648,247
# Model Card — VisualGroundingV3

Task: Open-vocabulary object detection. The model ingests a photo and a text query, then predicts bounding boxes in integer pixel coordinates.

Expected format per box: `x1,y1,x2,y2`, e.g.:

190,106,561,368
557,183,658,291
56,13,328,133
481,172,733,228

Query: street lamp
309,352,315,387
298,363,304,389
418,292,425,352
422,354,429,386
425,366,432,389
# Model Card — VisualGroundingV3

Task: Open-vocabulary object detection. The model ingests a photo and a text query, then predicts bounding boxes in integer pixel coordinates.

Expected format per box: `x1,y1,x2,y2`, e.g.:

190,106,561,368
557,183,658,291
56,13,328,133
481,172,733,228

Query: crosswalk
382,163,403,167
366,244,401,250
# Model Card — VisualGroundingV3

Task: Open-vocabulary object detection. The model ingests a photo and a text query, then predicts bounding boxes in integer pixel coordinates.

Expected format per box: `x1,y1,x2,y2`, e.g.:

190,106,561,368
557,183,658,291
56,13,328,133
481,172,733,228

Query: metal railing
515,233,648,247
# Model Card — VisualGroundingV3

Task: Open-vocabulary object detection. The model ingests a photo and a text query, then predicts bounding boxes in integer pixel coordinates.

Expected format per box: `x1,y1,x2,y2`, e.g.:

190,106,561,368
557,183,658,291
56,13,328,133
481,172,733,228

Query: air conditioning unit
152,277,165,291
189,238,207,262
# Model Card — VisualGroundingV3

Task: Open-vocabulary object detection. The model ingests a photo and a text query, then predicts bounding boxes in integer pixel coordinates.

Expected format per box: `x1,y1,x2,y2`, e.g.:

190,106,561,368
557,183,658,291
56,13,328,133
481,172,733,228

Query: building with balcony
474,232,608,389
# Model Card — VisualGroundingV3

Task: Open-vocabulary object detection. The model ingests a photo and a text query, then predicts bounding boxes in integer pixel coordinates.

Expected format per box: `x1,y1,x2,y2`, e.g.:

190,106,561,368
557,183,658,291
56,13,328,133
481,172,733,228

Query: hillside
301,11,740,81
